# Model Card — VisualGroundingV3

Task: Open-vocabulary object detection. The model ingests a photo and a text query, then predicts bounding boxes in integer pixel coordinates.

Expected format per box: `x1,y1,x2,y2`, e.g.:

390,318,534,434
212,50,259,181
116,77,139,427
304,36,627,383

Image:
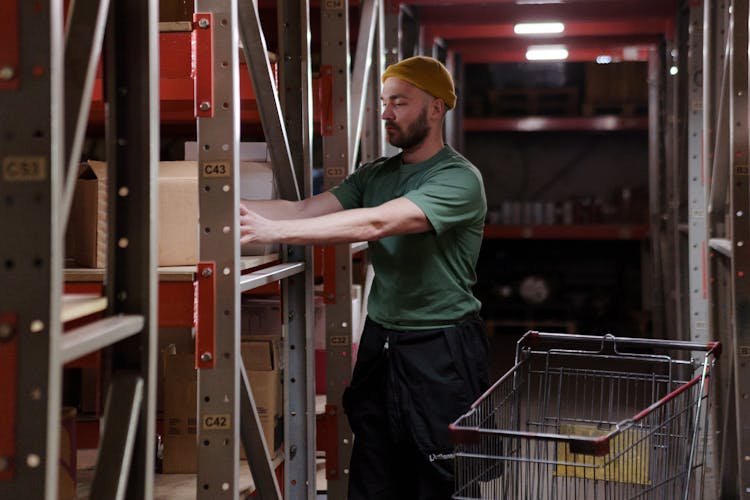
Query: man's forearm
241,191,344,220
240,199,301,220
240,196,431,246
273,208,385,245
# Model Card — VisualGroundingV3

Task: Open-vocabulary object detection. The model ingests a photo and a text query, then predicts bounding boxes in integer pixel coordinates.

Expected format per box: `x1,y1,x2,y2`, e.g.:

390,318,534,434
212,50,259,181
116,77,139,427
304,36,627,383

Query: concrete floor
76,450,329,499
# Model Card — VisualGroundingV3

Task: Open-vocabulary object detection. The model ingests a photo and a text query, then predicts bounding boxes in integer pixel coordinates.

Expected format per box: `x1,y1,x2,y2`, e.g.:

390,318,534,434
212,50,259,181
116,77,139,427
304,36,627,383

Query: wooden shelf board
61,294,108,323
65,254,280,283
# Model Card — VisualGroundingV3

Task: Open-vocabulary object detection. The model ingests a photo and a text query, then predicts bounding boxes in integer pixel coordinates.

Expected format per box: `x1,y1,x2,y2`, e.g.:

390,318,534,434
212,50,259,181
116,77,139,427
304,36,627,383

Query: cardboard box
241,297,283,337
241,338,283,455
66,161,199,268
157,328,194,414
238,162,279,257
161,337,282,472
66,160,278,268
185,141,270,163
162,351,197,473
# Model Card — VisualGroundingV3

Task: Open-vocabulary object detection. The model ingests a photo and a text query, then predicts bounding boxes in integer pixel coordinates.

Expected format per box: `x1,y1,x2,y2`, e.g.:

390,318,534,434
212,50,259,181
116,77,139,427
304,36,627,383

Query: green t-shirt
330,145,486,330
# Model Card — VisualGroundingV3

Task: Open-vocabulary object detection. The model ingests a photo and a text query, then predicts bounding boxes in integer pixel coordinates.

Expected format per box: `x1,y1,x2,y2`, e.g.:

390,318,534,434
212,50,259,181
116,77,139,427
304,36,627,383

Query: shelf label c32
201,161,231,178
2,156,46,182
202,414,231,430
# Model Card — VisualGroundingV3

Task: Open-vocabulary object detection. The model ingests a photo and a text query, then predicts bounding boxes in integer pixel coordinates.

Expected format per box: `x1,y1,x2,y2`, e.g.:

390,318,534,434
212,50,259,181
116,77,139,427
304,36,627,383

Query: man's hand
239,203,280,245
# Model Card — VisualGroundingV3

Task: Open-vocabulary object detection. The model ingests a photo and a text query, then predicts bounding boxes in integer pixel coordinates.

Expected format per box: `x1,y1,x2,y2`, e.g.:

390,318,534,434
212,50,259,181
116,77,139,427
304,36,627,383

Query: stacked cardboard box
66,160,277,268
161,336,283,473
162,349,198,473
240,337,283,456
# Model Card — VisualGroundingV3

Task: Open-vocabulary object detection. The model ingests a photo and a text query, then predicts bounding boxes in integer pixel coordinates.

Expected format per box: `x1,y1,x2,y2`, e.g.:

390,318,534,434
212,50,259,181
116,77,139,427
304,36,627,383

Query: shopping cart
450,332,720,500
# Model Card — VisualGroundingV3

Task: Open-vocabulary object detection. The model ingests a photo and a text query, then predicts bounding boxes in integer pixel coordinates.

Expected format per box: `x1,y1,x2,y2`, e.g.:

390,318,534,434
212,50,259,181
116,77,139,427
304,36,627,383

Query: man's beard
386,107,429,151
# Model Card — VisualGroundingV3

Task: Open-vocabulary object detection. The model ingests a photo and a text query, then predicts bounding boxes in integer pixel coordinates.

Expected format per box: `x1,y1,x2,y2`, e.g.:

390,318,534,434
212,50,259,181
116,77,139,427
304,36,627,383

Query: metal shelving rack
191,0,319,497
0,1,461,498
651,0,750,497
1,0,159,498
194,0,394,498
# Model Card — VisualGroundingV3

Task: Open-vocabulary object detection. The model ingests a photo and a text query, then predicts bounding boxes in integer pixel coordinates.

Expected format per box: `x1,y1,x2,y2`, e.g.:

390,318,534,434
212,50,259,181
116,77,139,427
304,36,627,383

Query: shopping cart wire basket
450,332,720,500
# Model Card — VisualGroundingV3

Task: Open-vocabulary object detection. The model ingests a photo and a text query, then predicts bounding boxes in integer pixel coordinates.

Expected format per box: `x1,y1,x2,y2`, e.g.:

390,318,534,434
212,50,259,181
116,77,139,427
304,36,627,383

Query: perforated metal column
194,1,243,497
102,0,159,497
728,1,750,496
321,1,354,498
277,0,316,497
0,2,64,497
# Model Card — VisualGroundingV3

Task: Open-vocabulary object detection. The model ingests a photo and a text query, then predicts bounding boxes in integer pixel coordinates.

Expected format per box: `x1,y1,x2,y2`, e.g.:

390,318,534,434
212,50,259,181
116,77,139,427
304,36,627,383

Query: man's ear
431,97,446,120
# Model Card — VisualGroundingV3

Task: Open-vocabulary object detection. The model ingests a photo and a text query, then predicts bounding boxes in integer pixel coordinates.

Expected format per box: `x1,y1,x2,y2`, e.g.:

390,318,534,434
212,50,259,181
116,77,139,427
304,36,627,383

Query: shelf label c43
201,161,231,178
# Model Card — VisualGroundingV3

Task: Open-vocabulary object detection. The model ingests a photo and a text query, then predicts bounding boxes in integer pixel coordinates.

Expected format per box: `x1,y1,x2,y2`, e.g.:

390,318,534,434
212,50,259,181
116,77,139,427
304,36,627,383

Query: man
240,56,488,499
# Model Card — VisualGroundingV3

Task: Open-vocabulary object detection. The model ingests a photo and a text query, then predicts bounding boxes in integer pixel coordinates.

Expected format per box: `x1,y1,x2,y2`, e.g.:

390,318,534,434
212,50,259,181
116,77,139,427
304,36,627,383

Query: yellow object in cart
555,423,650,485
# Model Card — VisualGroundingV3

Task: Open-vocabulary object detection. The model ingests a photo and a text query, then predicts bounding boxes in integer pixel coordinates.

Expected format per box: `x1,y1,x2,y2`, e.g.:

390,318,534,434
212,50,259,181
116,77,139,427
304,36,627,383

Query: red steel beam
459,45,652,63
0,313,17,480
451,35,657,63
418,2,675,25
0,0,19,91
464,116,649,133
425,17,671,41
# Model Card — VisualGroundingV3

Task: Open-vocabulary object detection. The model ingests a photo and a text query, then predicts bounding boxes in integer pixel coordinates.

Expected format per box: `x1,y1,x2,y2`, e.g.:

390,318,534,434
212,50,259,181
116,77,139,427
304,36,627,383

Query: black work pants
343,316,489,500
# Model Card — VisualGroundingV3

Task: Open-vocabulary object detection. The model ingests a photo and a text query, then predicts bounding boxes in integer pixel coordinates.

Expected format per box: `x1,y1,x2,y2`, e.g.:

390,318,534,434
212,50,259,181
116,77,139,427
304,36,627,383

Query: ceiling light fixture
514,22,565,35
515,0,564,4
526,45,569,61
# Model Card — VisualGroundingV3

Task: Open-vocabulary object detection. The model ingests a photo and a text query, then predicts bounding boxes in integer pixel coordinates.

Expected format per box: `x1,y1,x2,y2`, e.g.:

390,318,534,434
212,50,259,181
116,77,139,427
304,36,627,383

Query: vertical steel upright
445,51,463,151
648,45,666,338
688,2,710,354
0,2,64,497
277,0,317,497
704,1,739,495
101,0,160,497
726,1,750,496
0,0,159,497
362,5,385,164
193,0,244,497
671,11,690,343
684,2,720,495
321,1,354,497
381,0,400,157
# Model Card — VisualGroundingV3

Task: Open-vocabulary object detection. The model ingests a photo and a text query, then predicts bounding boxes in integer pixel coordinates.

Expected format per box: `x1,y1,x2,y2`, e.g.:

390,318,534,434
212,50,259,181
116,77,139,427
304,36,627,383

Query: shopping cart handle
568,436,610,457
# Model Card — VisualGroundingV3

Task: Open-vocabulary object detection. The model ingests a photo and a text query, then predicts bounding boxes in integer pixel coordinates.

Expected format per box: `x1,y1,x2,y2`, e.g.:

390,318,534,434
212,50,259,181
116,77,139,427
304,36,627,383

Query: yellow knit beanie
382,56,457,110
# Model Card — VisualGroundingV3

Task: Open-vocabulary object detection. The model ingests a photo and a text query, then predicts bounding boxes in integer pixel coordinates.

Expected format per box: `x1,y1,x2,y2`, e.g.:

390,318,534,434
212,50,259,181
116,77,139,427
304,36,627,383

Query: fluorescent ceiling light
514,22,565,35
515,0,564,4
526,45,569,61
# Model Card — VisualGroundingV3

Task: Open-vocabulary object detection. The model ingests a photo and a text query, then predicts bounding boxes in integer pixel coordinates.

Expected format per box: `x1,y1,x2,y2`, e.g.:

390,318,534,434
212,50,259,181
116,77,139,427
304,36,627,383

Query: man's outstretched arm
240,191,345,220
240,196,432,246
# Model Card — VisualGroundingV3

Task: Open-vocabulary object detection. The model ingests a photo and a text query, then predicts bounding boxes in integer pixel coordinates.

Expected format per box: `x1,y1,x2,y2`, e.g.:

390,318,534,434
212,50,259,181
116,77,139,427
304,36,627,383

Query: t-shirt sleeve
403,165,486,235
329,164,370,209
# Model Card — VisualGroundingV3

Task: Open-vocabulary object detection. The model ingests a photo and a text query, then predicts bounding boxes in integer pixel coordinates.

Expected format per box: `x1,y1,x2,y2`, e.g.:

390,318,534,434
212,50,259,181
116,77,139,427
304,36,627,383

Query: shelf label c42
202,414,231,430
2,156,46,182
